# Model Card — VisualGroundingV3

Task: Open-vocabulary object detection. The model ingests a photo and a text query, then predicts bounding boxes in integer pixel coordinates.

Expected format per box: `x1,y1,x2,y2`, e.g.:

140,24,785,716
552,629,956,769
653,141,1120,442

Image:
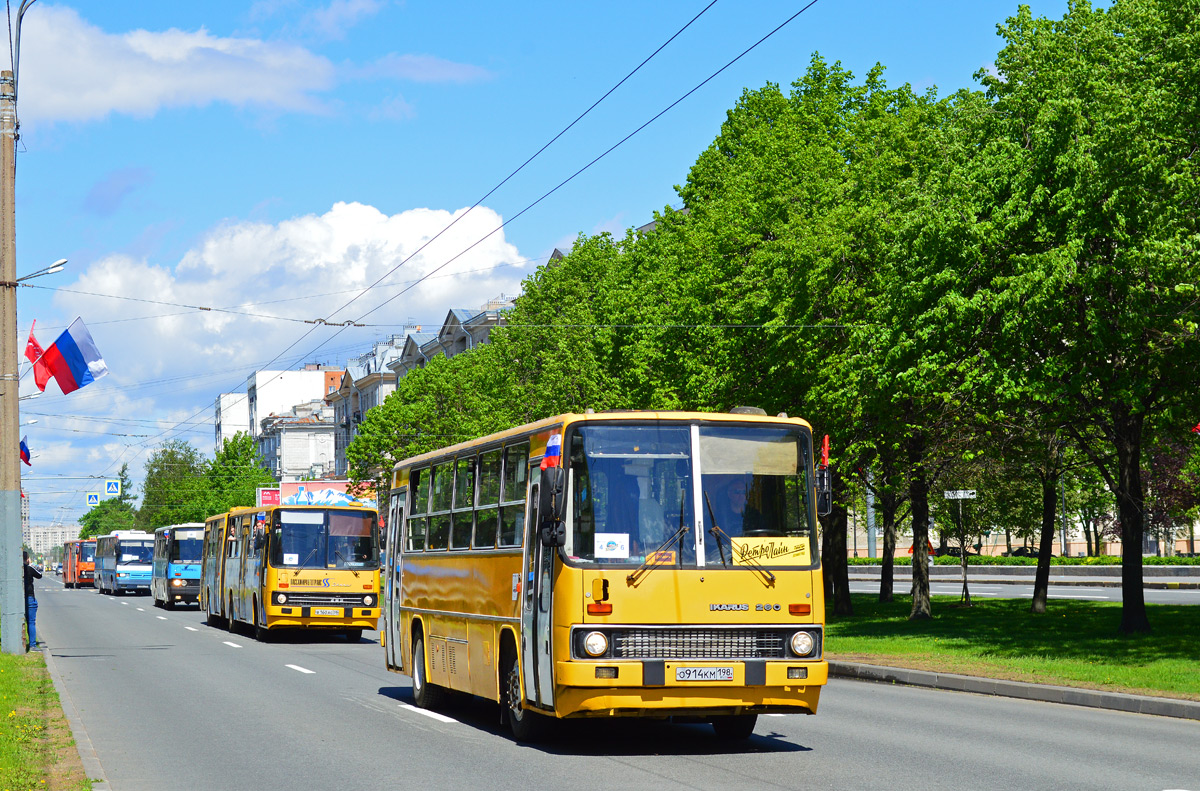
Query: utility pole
1,69,20,654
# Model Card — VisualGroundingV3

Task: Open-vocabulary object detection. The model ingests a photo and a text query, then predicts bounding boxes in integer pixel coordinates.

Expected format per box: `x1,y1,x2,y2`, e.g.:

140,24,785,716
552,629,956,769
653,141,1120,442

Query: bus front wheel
504,653,546,742
411,635,445,710
711,714,758,739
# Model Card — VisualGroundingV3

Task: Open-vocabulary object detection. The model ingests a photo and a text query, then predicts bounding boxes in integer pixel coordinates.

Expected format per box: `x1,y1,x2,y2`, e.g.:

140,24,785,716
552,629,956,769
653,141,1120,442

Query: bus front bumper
551,659,827,718
267,606,379,629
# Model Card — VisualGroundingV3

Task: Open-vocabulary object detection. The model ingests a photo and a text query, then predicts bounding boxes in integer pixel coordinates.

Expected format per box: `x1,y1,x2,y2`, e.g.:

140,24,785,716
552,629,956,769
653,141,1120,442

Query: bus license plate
675,666,734,682
313,608,341,616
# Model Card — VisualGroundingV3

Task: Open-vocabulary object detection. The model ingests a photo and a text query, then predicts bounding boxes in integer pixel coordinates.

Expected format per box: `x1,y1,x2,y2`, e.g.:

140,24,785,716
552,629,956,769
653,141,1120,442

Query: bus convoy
199,502,381,641
151,523,204,608
63,538,97,588
55,409,829,742
382,410,830,740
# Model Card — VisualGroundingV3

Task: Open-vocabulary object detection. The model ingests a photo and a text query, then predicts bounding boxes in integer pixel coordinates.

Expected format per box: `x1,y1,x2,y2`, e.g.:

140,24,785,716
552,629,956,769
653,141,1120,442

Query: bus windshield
565,423,815,568
171,538,203,563
80,545,96,562
269,510,379,570
119,542,154,564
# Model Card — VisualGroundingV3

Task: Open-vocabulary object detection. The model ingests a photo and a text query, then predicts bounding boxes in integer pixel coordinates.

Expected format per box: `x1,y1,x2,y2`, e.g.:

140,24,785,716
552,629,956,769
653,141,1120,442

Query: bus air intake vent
611,629,787,660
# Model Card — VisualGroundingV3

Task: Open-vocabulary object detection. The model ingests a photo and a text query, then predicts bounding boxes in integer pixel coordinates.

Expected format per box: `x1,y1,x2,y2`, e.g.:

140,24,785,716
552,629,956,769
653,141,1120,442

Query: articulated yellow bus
201,503,381,641
383,410,829,740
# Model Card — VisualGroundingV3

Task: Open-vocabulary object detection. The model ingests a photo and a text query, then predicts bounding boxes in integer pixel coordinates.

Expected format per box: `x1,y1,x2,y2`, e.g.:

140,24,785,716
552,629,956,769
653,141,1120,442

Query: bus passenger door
521,466,554,710
386,489,405,671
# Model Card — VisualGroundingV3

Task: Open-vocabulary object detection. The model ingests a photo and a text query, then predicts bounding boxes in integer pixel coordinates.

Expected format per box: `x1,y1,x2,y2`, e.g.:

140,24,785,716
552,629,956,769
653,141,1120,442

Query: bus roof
391,410,814,474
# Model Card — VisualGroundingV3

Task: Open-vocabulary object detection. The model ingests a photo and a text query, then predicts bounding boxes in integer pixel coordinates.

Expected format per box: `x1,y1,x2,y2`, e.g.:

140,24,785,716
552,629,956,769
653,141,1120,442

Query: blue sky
15,0,1086,525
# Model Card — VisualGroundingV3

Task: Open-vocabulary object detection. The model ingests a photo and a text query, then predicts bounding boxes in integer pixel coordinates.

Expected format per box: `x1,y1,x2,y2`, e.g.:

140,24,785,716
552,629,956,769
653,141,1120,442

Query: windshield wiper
627,494,689,587
333,547,359,577
703,492,776,587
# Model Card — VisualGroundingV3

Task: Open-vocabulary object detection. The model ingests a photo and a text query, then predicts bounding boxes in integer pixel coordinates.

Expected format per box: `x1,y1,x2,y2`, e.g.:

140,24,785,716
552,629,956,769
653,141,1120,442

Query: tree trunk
1030,473,1058,614
1113,409,1150,633
1005,527,1012,556
879,492,898,603
820,470,853,616
907,433,932,620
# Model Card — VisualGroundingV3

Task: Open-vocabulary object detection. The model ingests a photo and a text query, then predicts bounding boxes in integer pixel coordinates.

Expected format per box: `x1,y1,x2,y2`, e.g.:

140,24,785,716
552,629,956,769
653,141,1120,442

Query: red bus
64,539,97,588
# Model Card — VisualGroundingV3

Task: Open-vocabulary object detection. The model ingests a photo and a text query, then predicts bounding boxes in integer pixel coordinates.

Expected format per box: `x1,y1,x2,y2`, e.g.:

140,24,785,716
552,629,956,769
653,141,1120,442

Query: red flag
1192,422,1200,434
24,320,51,392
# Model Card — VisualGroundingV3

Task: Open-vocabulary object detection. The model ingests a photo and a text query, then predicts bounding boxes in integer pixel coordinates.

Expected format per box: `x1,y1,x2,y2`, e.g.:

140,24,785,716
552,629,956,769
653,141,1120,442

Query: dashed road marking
156,616,167,620
185,627,199,632
286,665,315,674
398,703,456,723
223,641,242,648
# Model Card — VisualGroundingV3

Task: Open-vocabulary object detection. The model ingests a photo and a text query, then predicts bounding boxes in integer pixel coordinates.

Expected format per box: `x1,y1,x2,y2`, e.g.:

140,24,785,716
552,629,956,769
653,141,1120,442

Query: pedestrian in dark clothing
24,550,41,651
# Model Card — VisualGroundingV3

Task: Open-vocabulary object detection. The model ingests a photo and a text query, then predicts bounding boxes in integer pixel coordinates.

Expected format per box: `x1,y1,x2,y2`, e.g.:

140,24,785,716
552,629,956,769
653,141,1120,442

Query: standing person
24,550,42,652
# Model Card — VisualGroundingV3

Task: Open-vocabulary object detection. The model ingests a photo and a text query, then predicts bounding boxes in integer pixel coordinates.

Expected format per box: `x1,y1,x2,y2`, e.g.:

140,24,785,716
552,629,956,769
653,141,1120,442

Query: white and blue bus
152,523,204,608
95,530,155,595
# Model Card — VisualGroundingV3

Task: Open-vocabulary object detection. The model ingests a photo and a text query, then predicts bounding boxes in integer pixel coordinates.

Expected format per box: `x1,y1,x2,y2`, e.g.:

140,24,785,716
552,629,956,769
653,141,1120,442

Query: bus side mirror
816,467,832,516
538,468,566,547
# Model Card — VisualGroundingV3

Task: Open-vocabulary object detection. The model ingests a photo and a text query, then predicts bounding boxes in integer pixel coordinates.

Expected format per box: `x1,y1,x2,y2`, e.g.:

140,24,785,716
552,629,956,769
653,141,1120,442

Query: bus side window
451,457,475,550
427,464,452,550
499,442,528,547
476,449,502,548
407,468,428,552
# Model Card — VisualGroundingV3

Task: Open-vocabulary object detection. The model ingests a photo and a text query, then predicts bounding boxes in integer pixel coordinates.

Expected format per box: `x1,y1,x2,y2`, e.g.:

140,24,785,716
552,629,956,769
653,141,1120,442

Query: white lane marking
121,602,129,606
286,664,315,674
185,627,199,632
398,703,456,723
136,608,145,612
156,616,167,620
223,641,242,648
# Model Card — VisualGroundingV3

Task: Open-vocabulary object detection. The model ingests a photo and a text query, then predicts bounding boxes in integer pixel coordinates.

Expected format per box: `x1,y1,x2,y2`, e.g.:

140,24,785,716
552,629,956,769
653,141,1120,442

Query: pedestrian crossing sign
87,493,100,506
106,479,121,496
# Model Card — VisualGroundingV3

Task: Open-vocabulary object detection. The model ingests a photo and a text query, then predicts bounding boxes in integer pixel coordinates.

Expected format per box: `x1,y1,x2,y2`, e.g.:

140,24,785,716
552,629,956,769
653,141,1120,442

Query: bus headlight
275,593,288,605
170,578,186,587
583,631,609,658
790,631,815,657
363,595,375,606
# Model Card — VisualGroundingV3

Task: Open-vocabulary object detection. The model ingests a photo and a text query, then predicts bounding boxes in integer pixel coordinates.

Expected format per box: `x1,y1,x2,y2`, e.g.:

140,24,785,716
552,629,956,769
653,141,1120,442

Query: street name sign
944,490,977,500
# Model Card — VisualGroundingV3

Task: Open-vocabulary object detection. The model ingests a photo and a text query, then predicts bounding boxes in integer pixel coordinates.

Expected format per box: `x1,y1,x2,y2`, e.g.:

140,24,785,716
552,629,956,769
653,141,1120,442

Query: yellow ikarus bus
382,409,830,741
201,503,381,641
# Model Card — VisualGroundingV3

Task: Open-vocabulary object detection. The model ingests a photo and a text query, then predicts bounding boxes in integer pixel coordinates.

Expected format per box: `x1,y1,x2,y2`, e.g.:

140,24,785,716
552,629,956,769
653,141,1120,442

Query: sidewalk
828,660,1200,721
847,564,1200,589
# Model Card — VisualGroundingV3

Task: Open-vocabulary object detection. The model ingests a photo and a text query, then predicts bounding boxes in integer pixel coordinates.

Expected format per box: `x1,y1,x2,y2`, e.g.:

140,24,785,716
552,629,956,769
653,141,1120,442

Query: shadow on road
376,685,812,755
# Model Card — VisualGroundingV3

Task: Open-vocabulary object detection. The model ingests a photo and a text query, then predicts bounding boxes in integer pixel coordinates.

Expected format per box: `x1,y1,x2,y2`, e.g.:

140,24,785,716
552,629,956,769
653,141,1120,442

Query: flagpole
0,68,21,654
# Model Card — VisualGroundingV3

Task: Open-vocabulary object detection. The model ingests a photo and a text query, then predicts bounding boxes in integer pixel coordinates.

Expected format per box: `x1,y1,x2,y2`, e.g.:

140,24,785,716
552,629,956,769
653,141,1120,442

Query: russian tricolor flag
27,318,108,395
19,435,31,467
540,433,562,470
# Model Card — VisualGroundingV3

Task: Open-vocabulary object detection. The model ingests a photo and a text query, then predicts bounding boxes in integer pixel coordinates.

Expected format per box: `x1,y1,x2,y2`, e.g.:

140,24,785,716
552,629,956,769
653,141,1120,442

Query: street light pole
1,68,20,654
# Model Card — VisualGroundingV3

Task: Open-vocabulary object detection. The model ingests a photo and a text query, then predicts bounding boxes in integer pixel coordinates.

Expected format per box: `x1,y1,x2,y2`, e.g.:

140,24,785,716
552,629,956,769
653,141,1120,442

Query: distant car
937,546,978,558
54,563,62,575
1008,546,1036,557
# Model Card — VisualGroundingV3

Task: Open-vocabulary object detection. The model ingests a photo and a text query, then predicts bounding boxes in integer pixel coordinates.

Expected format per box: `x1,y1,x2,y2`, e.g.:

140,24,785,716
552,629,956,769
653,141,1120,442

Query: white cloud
56,201,528,386
19,5,336,123
305,0,387,40
355,53,493,84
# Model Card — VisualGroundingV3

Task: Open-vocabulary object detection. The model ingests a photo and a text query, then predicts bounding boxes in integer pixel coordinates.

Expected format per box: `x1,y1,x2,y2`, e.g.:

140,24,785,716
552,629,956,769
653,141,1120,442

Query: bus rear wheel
710,714,758,739
411,635,445,710
253,600,270,642
504,652,546,742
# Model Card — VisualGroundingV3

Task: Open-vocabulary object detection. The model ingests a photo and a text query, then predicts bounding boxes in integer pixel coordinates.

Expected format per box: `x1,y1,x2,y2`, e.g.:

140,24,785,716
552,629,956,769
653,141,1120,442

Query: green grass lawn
0,651,92,790
826,594,1200,701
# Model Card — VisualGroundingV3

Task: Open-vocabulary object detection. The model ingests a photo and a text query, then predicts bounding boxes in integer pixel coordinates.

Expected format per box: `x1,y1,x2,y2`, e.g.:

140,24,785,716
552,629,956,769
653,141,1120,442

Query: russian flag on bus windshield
541,433,562,470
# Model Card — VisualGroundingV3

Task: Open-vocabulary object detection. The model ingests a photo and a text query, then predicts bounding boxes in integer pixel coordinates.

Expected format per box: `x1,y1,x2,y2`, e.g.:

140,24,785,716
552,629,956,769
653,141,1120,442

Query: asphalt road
849,578,1200,605
34,575,1200,791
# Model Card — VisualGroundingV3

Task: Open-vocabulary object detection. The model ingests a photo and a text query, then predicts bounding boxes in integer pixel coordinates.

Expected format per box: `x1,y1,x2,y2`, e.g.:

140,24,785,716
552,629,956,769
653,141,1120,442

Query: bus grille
283,592,366,607
611,629,788,660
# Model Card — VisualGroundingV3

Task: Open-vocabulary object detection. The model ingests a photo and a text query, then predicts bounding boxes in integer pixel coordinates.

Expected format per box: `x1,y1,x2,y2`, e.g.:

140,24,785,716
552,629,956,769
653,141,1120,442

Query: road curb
828,660,1200,721
40,642,112,790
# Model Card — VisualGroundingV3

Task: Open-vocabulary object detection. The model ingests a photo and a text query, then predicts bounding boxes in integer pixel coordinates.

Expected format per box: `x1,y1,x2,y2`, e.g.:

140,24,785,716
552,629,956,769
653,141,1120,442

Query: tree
138,440,210,530
959,0,1200,632
77,463,137,539
206,432,276,514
